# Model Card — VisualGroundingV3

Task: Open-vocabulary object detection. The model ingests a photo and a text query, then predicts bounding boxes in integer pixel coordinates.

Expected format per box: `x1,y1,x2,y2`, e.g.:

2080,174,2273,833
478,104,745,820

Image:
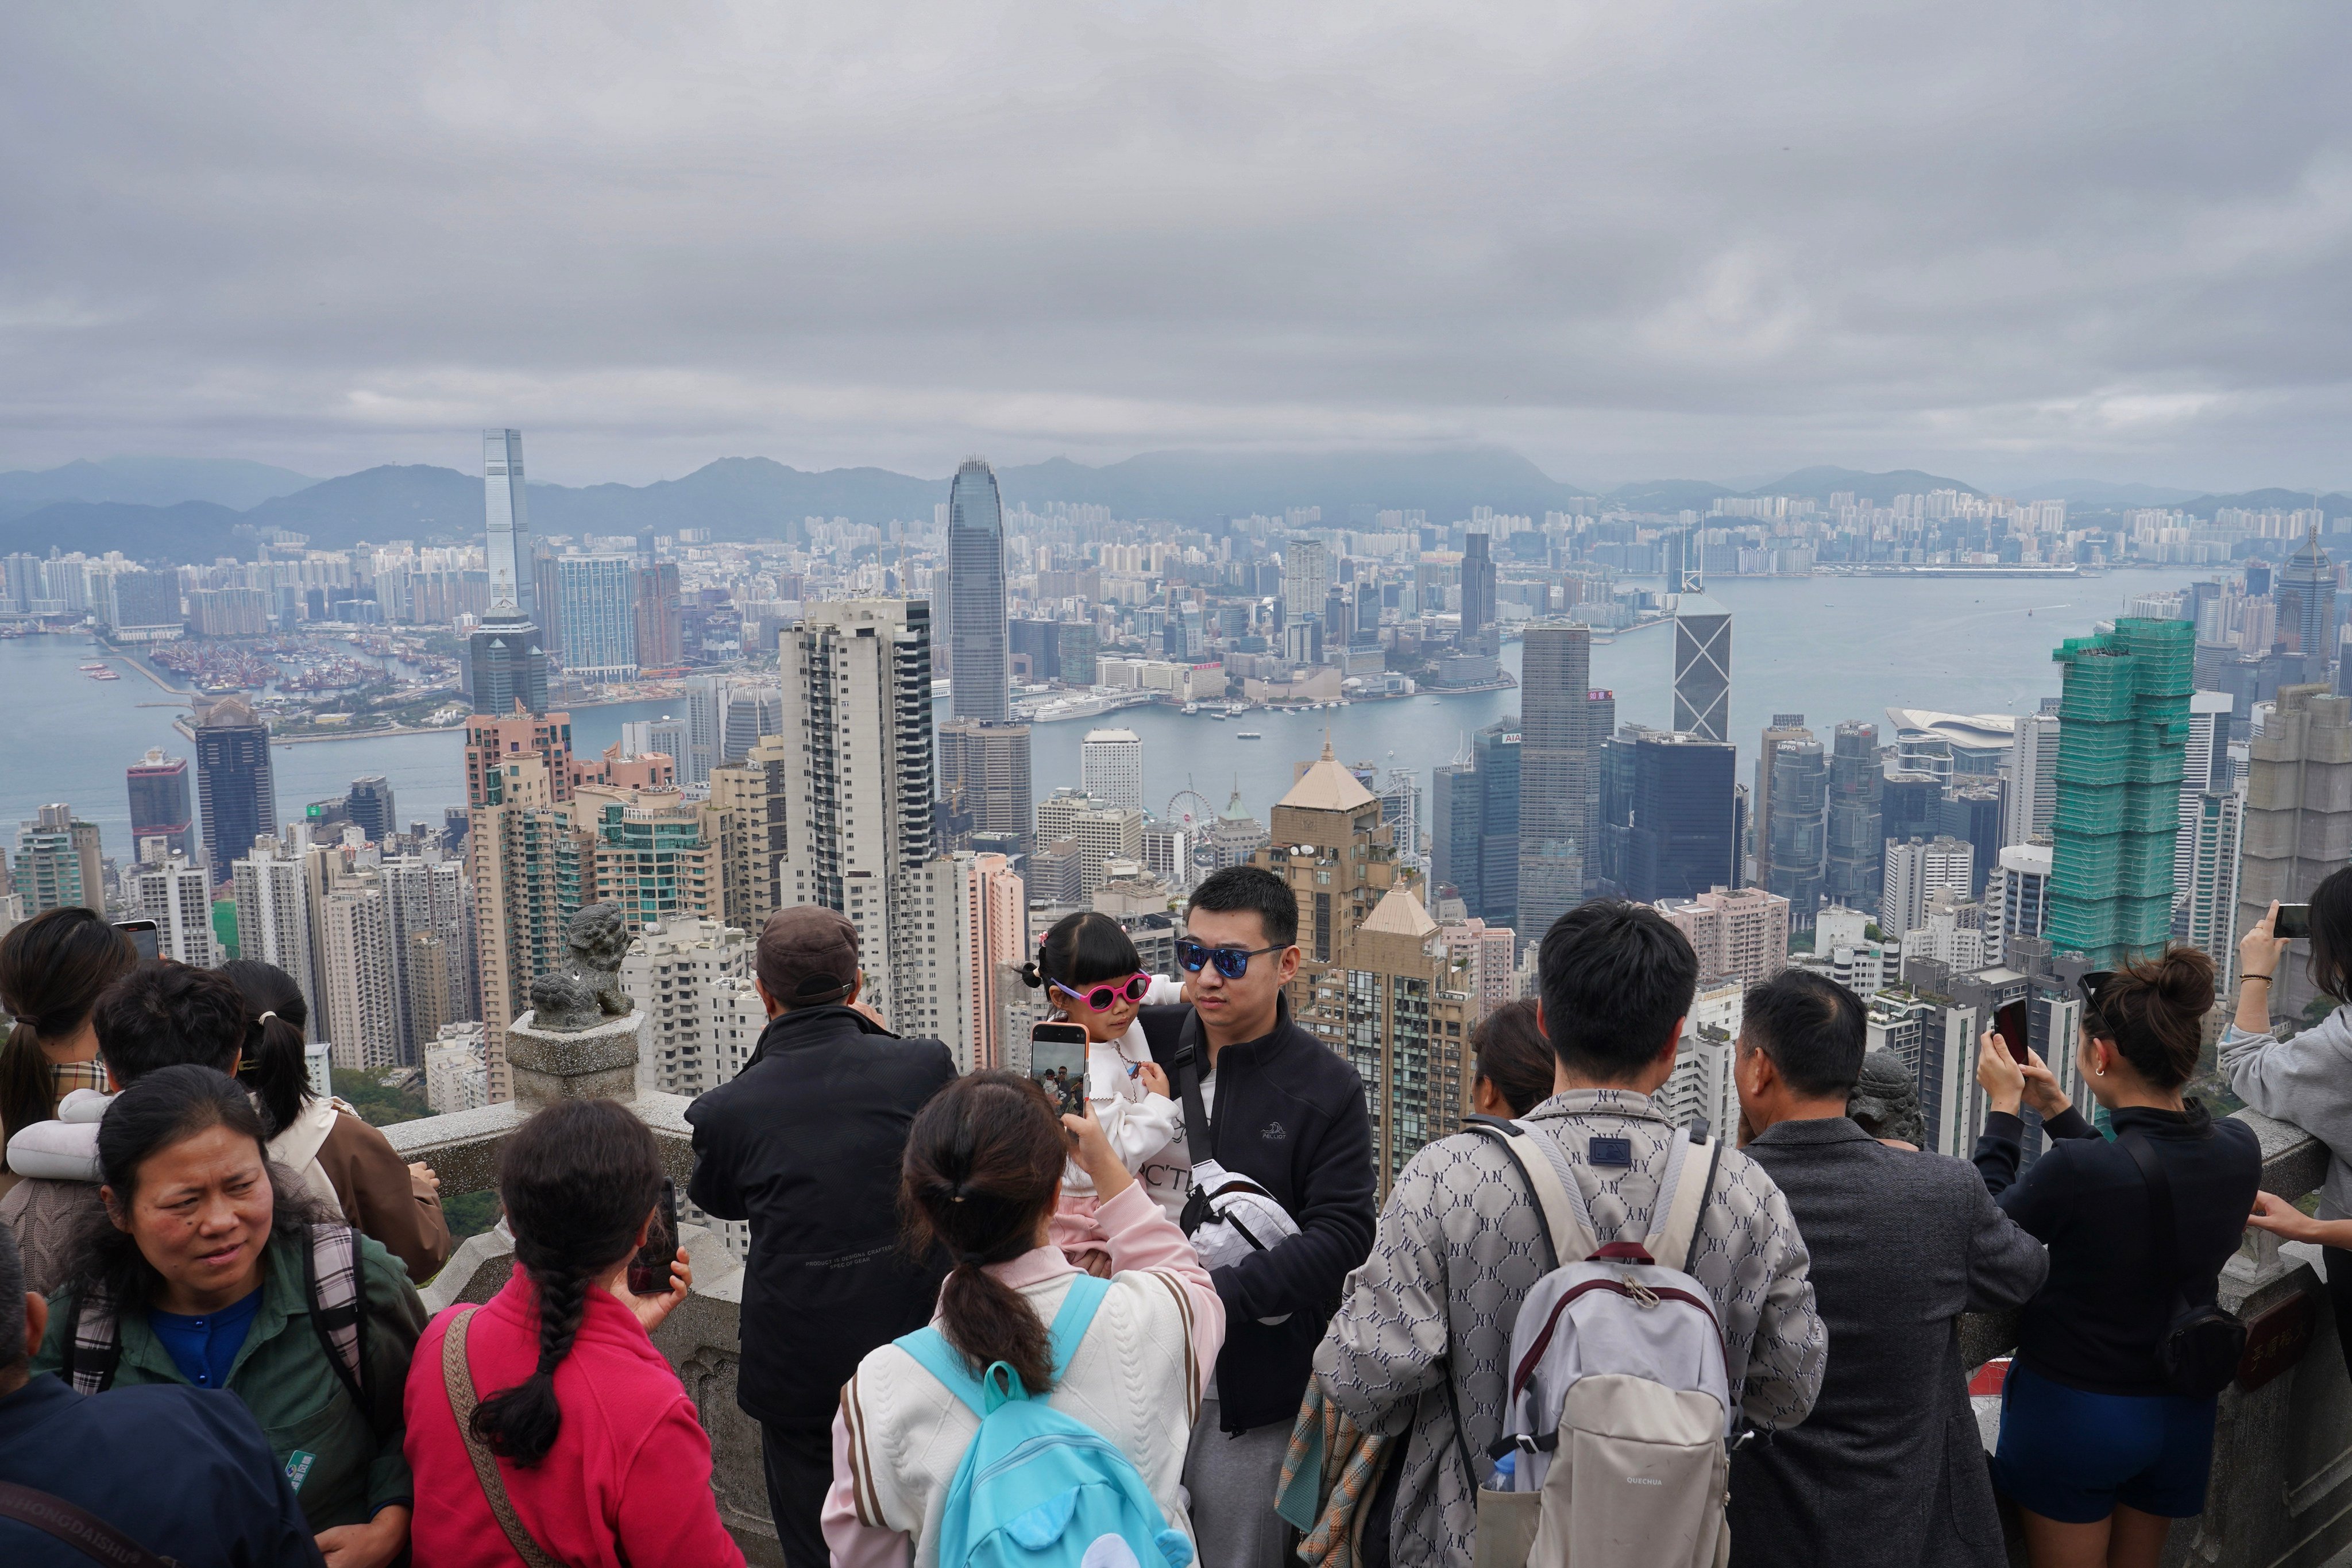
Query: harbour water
1,570,2214,862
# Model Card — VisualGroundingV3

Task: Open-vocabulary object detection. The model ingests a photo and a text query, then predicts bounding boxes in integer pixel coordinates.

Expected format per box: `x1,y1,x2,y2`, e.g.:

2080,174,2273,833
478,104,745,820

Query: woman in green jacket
34,1063,424,1568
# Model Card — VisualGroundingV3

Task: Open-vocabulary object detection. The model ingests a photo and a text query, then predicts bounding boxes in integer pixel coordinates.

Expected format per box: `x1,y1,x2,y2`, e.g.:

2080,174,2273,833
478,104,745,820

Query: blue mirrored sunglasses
1175,939,1284,980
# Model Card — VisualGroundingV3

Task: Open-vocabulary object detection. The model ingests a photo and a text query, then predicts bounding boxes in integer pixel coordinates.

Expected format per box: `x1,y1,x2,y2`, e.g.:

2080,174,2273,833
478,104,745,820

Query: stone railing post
505,1005,650,1107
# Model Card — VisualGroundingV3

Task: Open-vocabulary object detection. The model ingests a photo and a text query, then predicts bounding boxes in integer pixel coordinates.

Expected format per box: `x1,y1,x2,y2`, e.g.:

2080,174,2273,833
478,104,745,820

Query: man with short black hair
1315,899,1826,1566
1728,968,2045,1568
0,1220,322,1565
686,905,956,1568
1136,864,1376,1568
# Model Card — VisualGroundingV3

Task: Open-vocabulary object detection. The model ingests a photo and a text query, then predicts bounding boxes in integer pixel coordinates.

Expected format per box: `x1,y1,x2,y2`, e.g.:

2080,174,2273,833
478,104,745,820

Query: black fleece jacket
1141,995,1377,1432
686,1003,956,1428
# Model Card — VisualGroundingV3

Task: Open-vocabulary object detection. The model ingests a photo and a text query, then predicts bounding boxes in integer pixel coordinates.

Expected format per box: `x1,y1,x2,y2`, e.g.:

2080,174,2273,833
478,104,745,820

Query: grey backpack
1463,1118,1733,1568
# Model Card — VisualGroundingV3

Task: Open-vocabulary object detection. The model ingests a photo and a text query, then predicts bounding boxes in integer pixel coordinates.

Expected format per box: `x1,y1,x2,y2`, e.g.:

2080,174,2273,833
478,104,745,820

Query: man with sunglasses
1136,865,1377,1568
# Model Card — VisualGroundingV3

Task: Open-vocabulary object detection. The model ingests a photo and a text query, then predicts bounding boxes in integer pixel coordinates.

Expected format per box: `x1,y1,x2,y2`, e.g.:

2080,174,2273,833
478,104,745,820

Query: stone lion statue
528,902,635,1033
1847,1048,1926,1148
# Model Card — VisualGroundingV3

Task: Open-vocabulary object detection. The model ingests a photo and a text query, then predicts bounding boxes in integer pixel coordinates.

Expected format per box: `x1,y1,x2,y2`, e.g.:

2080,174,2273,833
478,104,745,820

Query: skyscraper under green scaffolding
2046,617,2193,969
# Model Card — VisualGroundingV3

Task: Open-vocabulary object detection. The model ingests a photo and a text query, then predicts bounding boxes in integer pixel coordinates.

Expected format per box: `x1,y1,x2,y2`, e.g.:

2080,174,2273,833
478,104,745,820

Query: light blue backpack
894,1272,1196,1568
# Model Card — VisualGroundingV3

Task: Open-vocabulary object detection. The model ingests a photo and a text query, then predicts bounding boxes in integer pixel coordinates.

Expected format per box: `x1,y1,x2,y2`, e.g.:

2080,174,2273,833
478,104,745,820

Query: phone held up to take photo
625,1179,679,1297
2276,904,2313,941
113,918,159,961
1994,999,2031,1067
1031,1021,1091,1118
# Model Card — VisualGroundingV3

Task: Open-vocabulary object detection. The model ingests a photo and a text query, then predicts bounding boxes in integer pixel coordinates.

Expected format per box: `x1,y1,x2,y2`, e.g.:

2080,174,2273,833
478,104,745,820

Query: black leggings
2325,1246,2352,1384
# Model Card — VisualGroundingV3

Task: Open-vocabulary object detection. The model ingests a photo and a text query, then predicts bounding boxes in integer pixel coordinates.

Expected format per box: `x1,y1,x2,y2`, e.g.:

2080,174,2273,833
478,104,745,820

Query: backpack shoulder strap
1463,1115,1595,1266
0,1480,180,1568
63,1291,122,1396
1046,1272,1110,1381
442,1310,564,1568
1646,1129,1717,1272
893,1326,992,1418
302,1223,369,1415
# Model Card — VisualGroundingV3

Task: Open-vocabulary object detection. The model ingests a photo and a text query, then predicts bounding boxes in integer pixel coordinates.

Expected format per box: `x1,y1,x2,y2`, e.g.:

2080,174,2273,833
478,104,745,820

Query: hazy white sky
4,3,2347,492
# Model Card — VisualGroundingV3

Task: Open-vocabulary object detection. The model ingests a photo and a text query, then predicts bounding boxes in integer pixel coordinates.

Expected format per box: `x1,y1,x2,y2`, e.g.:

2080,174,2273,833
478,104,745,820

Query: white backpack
1461,1118,1733,1568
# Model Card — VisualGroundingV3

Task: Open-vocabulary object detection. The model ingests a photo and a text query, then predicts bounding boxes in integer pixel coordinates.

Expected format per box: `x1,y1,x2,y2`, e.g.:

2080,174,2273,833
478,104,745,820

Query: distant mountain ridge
0,446,2342,564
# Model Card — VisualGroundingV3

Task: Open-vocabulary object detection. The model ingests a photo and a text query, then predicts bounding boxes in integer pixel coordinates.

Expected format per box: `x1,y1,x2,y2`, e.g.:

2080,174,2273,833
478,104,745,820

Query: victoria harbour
1,568,2214,861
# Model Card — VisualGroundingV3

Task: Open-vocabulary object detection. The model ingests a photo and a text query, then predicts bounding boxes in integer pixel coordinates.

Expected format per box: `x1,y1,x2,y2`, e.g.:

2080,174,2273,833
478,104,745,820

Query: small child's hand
1136,1061,1169,1098
1062,1100,1136,1203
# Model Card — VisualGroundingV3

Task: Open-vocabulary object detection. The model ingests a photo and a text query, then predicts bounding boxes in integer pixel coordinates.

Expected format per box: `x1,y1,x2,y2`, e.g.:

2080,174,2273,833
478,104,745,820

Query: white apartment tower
618,918,764,1260
130,851,217,968
776,599,937,1022
2175,691,2234,903
1080,729,1145,813
2176,791,2243,988
1987,843,2054,968
901,851,1026,1074
233,836,316,1016
2004,707,2063,848
1881,836,1976,940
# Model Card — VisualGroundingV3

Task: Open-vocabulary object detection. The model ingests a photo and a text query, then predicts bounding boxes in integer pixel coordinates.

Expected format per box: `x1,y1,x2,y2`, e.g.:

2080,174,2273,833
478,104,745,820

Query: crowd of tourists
0,860,2338,1567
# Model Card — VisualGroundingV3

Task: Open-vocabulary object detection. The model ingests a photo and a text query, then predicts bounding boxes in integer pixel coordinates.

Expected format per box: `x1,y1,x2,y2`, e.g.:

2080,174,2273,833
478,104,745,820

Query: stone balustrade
381,1008,2352,1568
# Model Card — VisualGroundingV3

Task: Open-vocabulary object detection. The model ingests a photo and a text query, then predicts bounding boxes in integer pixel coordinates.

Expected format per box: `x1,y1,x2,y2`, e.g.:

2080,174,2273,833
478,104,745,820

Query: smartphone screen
113,919,159,961
2277,904,2312,941
625,1179,678,1296
1994,999,2030,1065
1031,1022,1091,1117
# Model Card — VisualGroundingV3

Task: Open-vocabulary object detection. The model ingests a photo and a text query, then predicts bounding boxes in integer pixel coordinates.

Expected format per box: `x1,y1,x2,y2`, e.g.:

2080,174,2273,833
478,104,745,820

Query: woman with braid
404,1098,743,1566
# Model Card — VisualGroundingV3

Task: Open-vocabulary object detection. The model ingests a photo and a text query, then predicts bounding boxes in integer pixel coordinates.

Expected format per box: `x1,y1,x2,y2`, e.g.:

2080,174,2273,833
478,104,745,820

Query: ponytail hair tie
257,1011,277,1025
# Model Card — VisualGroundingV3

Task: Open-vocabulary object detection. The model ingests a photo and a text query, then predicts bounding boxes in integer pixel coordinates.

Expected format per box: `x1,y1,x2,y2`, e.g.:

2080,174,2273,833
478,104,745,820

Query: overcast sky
4,3,2348,493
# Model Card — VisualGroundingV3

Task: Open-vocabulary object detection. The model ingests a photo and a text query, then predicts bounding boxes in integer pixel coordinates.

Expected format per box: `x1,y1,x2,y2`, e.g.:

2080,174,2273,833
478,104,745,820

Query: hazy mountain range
0,449,2343,565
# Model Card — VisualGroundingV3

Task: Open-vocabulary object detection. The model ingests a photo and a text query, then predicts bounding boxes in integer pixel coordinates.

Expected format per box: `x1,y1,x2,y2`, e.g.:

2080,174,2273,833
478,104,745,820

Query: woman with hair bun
1020,912,1188,1269
0,908,138,1177
225,959,453,1284
1972,947,2260,1568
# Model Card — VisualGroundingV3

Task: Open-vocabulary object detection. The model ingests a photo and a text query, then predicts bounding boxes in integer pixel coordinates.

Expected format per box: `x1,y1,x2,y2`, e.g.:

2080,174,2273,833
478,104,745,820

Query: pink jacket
823,1180,1225,1568
404,1264,746,1568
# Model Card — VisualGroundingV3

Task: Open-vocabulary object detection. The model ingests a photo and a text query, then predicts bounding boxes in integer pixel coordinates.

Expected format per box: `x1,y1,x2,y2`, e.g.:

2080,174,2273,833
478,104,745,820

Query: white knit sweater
826,1181,1223,1568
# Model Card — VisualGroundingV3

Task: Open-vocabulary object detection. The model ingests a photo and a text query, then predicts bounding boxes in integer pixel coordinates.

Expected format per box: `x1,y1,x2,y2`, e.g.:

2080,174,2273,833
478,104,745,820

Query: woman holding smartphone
403,1098,738,1567
2226,872,2352,1380
1972,949,2259,1568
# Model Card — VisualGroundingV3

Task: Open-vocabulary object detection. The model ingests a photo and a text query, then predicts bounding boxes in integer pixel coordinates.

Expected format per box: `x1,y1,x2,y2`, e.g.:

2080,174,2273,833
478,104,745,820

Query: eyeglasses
2078,970,2115,1034
1052,973,1152,1012
1176,940,1286,980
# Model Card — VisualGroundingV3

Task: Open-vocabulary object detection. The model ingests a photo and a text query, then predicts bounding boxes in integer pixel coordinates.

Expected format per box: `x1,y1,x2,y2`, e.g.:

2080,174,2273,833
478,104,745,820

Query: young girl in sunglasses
1020,912,1189,1274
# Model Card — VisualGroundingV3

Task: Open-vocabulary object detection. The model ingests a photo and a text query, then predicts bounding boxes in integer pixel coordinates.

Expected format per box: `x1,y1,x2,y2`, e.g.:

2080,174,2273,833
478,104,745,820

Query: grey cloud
2,1,2347,492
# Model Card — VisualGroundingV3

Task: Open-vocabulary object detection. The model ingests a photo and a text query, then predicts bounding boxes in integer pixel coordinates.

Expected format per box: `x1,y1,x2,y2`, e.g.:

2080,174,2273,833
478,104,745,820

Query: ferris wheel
1164,788,1214,835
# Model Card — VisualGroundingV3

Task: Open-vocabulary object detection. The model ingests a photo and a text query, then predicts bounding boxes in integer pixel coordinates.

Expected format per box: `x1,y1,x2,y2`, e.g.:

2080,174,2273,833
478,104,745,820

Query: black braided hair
469,1099,665,1465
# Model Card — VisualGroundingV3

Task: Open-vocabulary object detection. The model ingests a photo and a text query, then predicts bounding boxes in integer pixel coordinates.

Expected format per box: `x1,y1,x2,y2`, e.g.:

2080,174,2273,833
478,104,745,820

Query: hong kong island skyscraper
468,428,551,716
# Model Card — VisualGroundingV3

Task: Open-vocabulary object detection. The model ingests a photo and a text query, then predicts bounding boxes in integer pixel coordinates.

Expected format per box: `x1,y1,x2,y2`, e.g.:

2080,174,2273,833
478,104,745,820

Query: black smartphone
1031,1022,1091,1117
625,1179,678,1296
1994,999,2030,1066
2277,904,2312,941
113,918,159,961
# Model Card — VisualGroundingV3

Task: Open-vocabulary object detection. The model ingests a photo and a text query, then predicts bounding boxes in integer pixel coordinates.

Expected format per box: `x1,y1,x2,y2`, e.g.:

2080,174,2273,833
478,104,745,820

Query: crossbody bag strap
0,1480,180,1567
1171,1012,1215,1167
442,1310,566,1568
2118,1132,2185,1293
303,1223,370,1418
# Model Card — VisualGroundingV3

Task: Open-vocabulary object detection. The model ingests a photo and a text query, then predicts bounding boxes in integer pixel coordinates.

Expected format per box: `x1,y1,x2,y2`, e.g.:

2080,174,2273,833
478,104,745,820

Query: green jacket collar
115,1233,304,1388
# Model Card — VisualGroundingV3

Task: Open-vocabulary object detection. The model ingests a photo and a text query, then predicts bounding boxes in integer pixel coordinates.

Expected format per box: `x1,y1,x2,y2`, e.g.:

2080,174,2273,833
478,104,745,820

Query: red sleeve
615,1393,747,1568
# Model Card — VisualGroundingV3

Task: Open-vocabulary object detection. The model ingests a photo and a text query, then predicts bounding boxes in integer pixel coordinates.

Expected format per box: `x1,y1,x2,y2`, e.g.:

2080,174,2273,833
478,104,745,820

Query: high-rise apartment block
1440,917,1517,1018
1661,981,1745,1142
1283,539,1331,660
632,560,683,673
1882,836,1977,940
1671,594,1732,743
2238,683,2352,1018
1516,621,1598,940
128,848,217,967
233,835,316,1010
320,873,401,1071
1347,885,1476,1193
194,697,276,887
1658,885,1790,988
126,749,197,864
2005,704,2063,848
940,720,1035,856
775,599,937,1022
2176,790,2243,987
555,557,640,681
466,709,576,1100
948,458,1010,723
13,804,105,916
2047,619,2192,969
1987,843,2053,968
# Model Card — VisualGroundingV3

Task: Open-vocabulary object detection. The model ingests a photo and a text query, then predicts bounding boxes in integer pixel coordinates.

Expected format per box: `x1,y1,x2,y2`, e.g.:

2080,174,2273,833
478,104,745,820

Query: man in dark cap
686,905,956,1568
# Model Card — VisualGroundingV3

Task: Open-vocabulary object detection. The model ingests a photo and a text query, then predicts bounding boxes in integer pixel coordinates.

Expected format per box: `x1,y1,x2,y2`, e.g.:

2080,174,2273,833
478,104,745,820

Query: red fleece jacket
404,1264,746,1568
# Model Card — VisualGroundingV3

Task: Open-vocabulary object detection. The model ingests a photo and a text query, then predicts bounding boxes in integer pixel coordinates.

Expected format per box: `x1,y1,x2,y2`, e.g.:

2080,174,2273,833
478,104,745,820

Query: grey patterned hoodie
1312,1088,1826,1566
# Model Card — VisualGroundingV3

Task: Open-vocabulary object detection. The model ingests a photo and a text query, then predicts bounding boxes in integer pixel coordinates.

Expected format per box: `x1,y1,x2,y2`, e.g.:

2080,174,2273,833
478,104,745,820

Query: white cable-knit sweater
823,1181,1226,1568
